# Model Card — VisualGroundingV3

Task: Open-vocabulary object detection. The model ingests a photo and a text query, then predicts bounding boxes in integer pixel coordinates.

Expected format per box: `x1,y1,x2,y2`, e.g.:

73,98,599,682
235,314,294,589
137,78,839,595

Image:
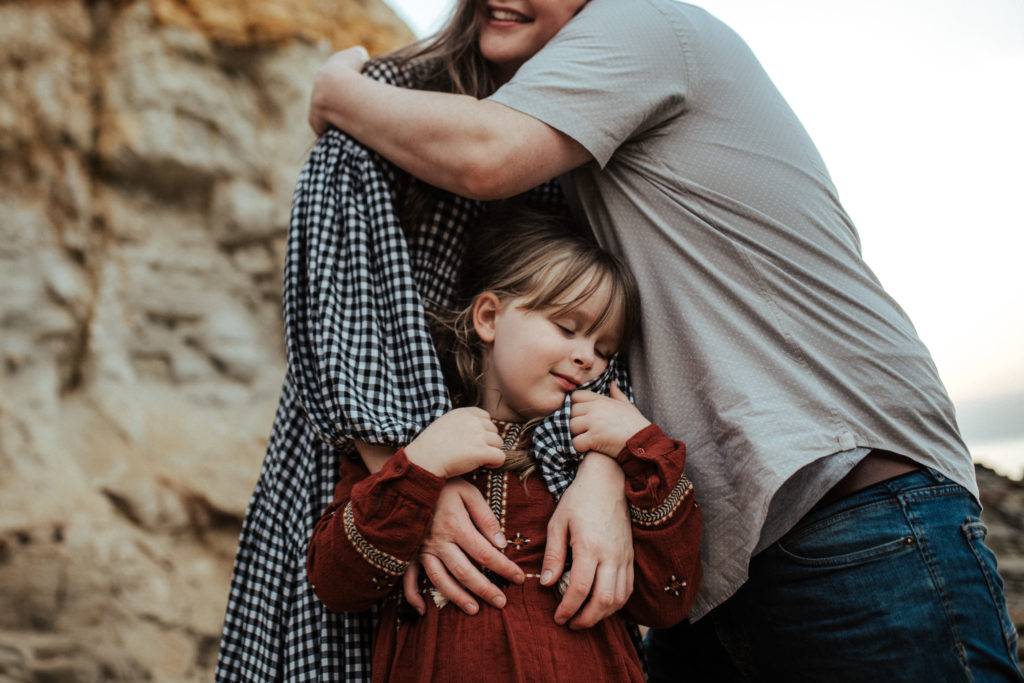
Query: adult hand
569,382,651,458
308,46,369,136
542,452,633,629
402,478,525,615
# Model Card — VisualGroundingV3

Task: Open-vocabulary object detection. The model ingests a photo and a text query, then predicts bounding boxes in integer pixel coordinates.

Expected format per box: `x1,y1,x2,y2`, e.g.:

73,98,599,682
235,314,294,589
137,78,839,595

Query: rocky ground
0,0,410,679
976,465,1024,664
0,0,1021,680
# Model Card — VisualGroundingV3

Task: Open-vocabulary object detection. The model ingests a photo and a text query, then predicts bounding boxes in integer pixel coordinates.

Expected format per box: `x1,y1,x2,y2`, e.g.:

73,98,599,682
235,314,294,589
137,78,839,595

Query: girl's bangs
519,259,625,338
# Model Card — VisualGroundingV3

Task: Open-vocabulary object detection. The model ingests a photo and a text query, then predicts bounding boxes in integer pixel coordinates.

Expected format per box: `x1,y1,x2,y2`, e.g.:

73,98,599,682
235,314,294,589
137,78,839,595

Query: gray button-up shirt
489,0,976,619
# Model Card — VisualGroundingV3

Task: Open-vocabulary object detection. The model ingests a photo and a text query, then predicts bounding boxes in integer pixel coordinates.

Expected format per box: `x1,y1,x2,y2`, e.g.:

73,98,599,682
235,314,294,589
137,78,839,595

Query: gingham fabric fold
215,59,634,682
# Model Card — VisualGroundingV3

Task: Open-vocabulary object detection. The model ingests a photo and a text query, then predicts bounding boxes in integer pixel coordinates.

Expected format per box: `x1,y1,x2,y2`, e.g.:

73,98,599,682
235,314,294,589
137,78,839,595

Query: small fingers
570,390,600,404
569,402,592,420
571,433,591,454
568,415,588,436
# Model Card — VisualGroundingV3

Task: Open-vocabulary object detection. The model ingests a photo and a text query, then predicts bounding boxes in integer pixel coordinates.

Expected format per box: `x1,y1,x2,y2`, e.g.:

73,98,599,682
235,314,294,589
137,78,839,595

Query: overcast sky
381,0,1024,476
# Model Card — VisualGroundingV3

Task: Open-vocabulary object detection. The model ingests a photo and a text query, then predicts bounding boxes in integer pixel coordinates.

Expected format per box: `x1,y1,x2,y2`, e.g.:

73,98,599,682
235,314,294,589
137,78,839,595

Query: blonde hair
427,203,641,476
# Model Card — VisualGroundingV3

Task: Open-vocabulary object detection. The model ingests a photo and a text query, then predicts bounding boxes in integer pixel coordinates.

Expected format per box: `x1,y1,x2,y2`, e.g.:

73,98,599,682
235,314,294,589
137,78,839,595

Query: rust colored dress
307,421,701,682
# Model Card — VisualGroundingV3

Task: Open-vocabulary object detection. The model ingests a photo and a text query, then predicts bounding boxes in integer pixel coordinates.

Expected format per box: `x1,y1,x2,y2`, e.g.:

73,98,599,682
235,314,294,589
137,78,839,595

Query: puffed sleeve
307,449,445,612
617,424,702,627
283,131,449,449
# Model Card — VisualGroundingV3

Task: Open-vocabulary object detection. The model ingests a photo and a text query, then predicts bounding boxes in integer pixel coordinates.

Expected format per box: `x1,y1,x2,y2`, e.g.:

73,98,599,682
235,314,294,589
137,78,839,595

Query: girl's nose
572,345,595,368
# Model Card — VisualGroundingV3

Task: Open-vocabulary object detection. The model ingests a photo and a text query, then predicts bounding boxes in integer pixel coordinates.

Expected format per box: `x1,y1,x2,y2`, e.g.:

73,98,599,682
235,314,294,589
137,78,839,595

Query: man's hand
569,382,651,458
542,453,633,629
402,478,525,615
308,46,369,136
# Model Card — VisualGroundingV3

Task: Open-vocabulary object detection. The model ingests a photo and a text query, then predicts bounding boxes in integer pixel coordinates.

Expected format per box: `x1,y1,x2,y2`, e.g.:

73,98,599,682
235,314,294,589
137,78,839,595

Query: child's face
474,276,623,422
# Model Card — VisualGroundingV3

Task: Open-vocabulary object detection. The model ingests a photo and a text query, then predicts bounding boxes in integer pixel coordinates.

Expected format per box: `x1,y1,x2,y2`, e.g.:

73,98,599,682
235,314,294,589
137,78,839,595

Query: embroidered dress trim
486,420,522,531
629,475,694,528
343,502,409,577
486,471,509,531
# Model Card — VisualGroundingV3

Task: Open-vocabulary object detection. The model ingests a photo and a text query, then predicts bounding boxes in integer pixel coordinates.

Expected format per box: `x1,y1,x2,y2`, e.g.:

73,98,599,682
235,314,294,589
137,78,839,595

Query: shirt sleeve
486,0,690,168
617,423,702,627
306,449,445,613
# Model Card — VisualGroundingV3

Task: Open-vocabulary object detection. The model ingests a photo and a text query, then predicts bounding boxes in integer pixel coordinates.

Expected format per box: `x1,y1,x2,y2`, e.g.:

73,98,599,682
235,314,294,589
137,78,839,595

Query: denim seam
789,483,964,544
773,534,915,568
783,498,901,544
895,484,967,503
897,491,972,677
961,519,1020,665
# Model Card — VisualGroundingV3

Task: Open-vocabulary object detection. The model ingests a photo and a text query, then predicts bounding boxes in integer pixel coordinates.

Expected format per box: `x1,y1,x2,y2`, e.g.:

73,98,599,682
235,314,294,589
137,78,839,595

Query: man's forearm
311,68,503,198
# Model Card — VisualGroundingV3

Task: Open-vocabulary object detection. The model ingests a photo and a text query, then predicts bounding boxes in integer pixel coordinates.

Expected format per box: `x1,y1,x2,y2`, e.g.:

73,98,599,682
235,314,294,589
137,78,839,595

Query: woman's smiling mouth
487,6,533,24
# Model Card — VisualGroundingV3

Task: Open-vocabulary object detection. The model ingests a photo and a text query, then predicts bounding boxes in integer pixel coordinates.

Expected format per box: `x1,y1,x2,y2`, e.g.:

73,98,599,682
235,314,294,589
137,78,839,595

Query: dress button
635,447,645,455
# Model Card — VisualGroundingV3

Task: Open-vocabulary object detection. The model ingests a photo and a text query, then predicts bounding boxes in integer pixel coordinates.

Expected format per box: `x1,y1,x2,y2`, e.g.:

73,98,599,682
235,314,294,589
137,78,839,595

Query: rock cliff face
1,1,1022,680
0,0,411,679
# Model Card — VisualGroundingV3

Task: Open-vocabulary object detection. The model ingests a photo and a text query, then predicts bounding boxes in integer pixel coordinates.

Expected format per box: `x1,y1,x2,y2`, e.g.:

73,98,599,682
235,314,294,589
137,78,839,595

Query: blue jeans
647,468,1023,681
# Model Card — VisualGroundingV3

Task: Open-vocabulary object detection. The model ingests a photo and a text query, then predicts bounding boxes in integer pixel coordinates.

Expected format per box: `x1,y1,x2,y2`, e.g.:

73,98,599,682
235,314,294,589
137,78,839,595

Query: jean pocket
962,518,1019,662
774,500,917,568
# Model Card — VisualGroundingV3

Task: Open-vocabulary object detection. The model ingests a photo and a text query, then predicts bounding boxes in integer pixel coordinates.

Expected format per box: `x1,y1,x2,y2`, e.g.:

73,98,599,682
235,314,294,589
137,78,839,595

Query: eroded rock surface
0,0,411,679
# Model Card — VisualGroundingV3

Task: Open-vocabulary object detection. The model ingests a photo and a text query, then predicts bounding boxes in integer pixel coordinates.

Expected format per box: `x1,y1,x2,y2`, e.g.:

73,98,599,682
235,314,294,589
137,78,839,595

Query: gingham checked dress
214,59,633,682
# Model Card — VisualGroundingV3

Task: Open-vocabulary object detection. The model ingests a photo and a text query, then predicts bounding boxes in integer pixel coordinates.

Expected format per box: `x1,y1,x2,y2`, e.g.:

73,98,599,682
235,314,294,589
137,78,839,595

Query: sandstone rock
0,0,412,679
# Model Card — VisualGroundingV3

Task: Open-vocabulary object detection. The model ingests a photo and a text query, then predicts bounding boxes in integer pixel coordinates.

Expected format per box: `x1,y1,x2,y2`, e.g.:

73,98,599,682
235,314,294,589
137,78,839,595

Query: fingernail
494,533,507,548
464,602,478,615
515,572,525,585
541,570,552,585
492,595,506,608
416,605,425,616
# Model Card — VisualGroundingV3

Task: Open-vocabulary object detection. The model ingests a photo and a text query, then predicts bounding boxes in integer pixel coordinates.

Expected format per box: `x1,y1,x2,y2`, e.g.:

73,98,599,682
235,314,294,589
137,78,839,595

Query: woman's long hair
427,203,641,476
386,0,497,99
375,1,498,229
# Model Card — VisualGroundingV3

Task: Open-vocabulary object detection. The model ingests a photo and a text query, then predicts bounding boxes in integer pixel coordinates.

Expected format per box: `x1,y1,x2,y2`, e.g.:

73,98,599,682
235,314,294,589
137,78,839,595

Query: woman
216,2,634,681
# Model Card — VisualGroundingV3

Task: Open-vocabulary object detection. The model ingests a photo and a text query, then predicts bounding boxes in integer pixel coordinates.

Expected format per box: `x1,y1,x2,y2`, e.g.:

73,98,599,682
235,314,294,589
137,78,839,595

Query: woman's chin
479,41,530,72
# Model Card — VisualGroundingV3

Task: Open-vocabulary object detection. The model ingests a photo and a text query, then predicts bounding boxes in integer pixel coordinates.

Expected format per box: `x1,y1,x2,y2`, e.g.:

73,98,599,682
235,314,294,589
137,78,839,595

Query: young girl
306,209,701,682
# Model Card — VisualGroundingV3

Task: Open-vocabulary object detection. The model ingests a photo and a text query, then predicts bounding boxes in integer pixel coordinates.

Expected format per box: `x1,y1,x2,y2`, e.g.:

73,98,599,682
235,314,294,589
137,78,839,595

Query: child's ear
472,292,501,344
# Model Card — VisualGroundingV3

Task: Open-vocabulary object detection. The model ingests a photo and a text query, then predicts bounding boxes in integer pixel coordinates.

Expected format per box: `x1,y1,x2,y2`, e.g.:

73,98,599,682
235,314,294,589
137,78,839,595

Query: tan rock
150,0,414,52
0,0,412,678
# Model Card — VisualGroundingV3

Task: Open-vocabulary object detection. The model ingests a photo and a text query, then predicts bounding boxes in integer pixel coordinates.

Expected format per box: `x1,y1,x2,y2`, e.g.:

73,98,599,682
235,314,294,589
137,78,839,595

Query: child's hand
569,383,651,457
405,408,506,478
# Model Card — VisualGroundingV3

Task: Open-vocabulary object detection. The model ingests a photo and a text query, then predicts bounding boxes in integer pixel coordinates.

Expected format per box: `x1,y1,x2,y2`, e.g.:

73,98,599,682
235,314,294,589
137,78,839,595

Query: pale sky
382,0,1024,476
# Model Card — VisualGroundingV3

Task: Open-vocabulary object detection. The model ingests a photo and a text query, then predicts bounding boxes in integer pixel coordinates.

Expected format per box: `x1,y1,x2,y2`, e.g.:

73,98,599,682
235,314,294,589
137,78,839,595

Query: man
308,0,1021,678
